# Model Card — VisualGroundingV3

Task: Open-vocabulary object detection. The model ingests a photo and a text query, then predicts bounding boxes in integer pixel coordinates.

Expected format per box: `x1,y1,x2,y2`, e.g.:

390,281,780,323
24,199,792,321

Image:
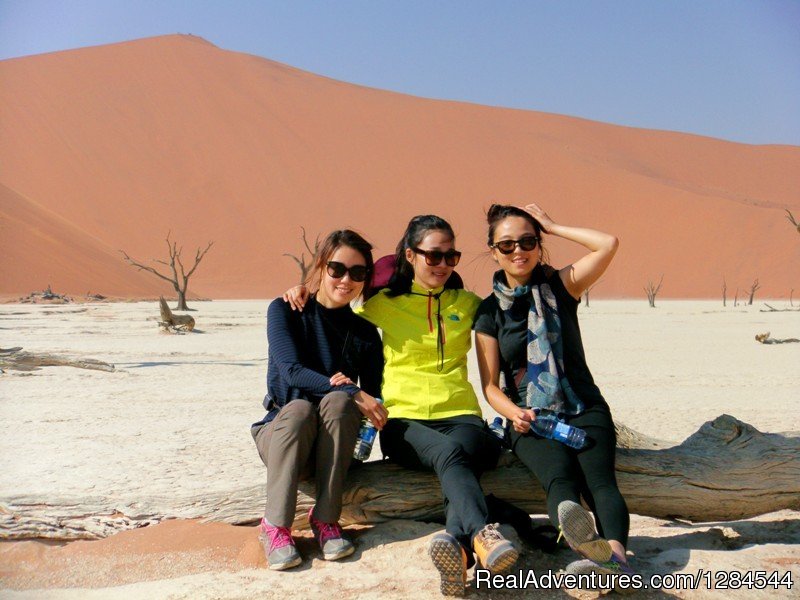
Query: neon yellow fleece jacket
356,280,482,420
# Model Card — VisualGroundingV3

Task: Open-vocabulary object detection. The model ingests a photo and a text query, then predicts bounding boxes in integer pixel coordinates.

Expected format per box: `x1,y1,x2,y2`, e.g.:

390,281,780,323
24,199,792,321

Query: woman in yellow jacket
285,215,517,597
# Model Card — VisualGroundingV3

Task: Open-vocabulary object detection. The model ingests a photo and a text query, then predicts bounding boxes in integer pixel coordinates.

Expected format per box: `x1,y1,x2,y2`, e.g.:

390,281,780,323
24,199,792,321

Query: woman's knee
318,391,360,422
430,438,472,473
272,399,318,437
545,473,582,498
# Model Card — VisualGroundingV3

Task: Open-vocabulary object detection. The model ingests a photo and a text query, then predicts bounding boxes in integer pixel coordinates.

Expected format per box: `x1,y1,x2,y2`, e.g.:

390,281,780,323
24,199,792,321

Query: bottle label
552,421,571,443
359,425,377,444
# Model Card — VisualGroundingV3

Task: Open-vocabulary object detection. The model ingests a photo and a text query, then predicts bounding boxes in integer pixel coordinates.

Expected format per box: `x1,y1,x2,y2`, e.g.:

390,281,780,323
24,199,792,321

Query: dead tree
722,277,727,307
734,288,739,307
583,279,603,308
787,209,800,235
158,297,195,332
19,286,73,304
644,275,664,307
283,227,321,285
120,232,213,310
748,279,761,306
791,289,795,307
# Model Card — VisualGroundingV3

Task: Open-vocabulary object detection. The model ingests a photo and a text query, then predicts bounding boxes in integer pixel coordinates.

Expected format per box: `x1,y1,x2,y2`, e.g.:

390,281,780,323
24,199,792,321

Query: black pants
380,414,502,553
510,403,630,546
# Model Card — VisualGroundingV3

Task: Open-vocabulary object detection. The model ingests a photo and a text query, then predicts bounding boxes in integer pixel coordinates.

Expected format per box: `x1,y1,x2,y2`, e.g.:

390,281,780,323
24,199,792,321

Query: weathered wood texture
2,415,798,540
755,331,800,343
158,296,195,331
0,347,115,372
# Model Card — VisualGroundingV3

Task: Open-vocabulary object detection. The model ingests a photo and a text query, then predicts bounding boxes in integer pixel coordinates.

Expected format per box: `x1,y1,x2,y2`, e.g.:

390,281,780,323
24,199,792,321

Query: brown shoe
473,523,518,574
428,532,467,597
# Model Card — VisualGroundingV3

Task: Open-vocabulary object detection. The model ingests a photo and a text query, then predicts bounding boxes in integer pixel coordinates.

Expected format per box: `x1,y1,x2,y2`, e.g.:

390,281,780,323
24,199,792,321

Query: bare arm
523,203,619,300
474,332,536,433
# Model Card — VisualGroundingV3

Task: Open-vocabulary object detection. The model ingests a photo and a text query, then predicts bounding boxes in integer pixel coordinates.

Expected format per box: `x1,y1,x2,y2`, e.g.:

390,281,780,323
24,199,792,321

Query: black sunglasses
491,235,539,254
326,261,369,282
411,247,462,267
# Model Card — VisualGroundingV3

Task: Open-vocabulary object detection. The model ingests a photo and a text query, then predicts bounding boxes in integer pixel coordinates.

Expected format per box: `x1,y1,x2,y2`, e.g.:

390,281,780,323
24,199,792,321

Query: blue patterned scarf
492,267,583,415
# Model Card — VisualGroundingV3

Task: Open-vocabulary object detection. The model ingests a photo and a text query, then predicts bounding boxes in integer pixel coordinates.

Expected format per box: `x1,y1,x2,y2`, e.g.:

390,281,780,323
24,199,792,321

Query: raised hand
522,202,555,233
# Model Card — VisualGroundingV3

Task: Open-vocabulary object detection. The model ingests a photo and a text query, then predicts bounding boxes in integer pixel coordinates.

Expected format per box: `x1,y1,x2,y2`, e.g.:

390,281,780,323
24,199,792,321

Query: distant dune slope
0,183,172,297
1,34,798,298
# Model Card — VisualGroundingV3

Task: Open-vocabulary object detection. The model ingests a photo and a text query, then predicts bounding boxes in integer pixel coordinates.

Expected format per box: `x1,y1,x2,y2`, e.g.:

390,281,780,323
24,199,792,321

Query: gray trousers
251,391,362,527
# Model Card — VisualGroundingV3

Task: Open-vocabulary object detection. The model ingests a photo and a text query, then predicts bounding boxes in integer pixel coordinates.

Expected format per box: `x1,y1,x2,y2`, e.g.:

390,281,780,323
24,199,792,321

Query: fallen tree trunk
158,297,195,332
325,414,800,527
760,303,800,313
755,332,800,344
1,415,798,540
0,347,115,373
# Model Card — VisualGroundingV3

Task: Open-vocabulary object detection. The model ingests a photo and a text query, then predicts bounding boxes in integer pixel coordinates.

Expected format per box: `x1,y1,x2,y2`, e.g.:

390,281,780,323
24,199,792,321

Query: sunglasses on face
326,261,369,282
491,235,539,254
411,247,462,267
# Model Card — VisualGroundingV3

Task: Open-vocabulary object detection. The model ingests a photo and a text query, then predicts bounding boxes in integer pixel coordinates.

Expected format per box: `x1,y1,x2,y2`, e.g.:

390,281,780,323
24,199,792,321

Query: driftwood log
158,296,195,332
755,332,800,344
324,414,800,528
759,304,800,313
1,415,798,540
0,347,115,373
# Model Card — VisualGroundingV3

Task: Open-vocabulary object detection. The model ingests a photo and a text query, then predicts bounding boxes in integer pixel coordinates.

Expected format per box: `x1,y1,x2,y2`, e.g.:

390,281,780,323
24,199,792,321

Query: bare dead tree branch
722,276,727,307
583,278,603,308
119,250,175,284
644,274,664,308
748,278,761,306
185,243,213,279
786,209,800,234
120,232,214,310
283,226,321,285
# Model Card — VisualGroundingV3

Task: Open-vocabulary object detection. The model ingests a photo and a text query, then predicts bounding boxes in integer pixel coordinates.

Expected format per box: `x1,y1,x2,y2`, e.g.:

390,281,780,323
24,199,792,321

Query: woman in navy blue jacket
251,229,388,570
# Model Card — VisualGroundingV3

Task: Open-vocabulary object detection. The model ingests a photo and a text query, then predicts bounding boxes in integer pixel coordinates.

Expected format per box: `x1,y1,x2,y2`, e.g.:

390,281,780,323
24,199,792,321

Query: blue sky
1,0,798,145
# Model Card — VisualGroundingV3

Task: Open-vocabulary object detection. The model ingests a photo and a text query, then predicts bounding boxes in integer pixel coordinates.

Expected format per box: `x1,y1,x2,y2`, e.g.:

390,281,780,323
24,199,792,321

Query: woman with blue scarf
473,203,631,582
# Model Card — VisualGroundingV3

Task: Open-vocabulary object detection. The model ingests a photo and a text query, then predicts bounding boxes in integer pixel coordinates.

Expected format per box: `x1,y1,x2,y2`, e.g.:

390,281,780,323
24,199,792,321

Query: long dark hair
309,229,374,300
486,204,549,264
386,215,455,296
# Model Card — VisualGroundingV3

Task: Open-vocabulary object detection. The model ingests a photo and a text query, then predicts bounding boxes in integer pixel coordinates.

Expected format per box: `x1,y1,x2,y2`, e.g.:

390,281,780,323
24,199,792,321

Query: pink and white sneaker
259,517,302,571
307,506,355,560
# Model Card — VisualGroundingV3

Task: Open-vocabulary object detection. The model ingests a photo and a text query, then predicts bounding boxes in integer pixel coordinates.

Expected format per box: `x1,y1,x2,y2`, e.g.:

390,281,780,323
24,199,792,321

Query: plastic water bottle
531,410,586,449
353,398,383,461
488,416,506,440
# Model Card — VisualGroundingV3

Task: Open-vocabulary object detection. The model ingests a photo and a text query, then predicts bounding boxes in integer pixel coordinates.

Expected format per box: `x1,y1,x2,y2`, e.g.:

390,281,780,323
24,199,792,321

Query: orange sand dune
0,183,171,298
1,34,798,299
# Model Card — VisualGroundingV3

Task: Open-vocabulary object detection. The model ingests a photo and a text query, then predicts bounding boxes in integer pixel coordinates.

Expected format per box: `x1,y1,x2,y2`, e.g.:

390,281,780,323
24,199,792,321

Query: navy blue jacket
255,296,383,425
